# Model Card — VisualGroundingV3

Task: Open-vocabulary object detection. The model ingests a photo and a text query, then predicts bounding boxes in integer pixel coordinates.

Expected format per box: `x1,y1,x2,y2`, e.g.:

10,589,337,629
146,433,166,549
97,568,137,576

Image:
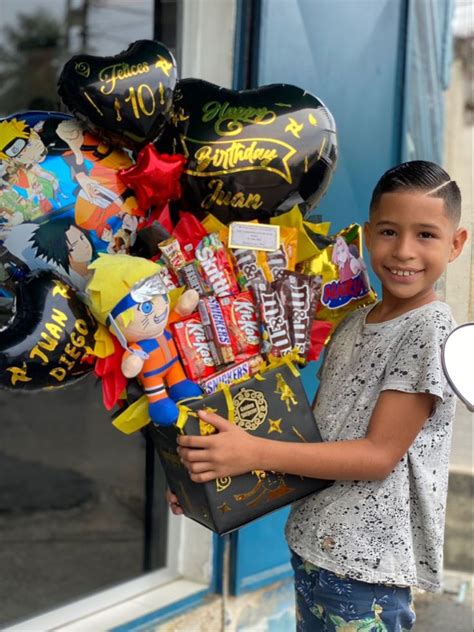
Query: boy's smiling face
365,191,467,311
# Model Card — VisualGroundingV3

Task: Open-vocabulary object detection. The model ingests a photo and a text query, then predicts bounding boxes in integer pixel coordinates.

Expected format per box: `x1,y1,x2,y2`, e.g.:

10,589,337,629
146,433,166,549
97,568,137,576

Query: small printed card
228,222,280,252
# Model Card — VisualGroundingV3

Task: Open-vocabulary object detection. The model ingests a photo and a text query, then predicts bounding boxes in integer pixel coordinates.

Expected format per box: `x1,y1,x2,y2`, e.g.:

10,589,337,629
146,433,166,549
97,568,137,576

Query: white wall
180,0,236,87
443,56,474,472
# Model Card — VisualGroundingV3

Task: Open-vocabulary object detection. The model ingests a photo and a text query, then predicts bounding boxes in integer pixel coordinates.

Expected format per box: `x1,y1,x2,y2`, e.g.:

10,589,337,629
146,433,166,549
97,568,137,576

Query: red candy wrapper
171,314,217,381
195,232,239,297
172,211,209,262
218,292,261,360
201,355,264,394
198,296,235,365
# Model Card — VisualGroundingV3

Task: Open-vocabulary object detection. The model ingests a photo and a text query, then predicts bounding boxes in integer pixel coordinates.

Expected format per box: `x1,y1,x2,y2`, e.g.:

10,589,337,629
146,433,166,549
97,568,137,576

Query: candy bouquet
0,38,376,534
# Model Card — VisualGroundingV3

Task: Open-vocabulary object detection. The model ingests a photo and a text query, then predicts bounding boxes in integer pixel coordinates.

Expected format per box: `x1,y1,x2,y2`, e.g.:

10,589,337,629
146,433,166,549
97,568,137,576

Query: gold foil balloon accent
303,224,377,328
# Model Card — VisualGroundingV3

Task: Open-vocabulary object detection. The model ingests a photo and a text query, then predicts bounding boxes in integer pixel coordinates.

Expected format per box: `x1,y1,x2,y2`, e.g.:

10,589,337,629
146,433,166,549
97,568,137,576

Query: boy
171,161,468,631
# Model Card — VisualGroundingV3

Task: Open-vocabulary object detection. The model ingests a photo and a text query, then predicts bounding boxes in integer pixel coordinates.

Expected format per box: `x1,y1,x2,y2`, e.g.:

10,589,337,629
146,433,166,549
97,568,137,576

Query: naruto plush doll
87,253,201,426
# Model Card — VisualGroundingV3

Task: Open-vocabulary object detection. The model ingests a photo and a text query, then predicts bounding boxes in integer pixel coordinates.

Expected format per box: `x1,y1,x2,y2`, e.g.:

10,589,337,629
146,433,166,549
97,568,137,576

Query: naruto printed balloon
0,111,143,292
159,79,338,224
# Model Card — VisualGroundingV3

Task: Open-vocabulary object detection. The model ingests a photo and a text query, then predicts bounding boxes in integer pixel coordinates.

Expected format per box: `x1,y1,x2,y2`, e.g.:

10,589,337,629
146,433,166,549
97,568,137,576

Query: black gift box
150,363,331,535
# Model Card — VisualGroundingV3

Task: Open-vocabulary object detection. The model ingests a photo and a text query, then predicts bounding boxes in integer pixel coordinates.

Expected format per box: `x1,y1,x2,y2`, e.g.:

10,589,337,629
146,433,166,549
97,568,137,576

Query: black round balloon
0,273,96,390
158,79,338,224
58,40,178,148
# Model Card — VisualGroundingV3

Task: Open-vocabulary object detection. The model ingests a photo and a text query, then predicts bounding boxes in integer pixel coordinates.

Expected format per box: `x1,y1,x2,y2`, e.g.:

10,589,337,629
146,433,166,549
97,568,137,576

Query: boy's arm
177,389,434,482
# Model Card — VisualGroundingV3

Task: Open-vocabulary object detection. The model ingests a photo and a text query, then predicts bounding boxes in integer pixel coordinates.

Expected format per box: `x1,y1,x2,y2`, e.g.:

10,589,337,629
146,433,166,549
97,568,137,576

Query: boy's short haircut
370,160,461,224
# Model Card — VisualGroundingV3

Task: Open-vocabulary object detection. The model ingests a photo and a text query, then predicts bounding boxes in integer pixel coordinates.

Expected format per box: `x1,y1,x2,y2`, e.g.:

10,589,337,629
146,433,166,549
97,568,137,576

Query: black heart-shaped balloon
159,79,338,224
0,273,96,390
58,40,177,147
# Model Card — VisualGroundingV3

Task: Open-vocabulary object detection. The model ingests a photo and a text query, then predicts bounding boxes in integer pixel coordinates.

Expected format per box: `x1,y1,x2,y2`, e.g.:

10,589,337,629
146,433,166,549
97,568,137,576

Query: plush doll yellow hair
88,253,163,326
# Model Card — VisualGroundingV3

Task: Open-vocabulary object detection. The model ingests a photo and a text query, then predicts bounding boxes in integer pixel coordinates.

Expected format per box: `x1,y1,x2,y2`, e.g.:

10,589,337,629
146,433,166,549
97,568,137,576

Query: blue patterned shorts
291,551,416,631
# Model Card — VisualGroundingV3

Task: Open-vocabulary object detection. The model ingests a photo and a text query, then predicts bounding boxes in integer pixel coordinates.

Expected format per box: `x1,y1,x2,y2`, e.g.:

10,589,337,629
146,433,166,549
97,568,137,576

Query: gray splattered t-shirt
285,301,456,592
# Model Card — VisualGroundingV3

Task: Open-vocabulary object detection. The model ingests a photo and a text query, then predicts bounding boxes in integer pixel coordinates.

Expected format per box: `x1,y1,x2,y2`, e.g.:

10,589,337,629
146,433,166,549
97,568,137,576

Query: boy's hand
177,410,259,482
165,488,183,515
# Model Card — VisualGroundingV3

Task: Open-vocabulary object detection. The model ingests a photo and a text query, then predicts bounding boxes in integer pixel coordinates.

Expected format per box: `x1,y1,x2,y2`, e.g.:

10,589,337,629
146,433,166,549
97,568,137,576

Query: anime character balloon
0,111,144,291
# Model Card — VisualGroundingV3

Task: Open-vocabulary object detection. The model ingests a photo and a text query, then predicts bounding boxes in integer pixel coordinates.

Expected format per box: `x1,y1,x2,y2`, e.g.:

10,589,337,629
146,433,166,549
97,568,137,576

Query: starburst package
149,361,331,534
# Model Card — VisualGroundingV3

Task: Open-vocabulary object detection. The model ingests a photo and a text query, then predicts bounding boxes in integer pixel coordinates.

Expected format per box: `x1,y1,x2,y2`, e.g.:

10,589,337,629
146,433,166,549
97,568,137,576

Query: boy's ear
363,221,372,251
449,227,468,263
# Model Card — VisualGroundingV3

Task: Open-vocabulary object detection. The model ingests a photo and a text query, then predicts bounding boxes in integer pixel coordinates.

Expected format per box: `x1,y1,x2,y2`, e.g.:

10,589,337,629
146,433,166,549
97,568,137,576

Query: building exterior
0,1,470,630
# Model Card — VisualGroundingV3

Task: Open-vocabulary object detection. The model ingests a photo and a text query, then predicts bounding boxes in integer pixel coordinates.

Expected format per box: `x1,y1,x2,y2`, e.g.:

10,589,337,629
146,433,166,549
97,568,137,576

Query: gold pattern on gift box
216,477,232,492
217,502,232,513
233,388,268,430
291,426,308,442
274,373,298,412
198,406,218,435
233,471,293,508
268,418,283,434
199,419,217,436
285,117,303,139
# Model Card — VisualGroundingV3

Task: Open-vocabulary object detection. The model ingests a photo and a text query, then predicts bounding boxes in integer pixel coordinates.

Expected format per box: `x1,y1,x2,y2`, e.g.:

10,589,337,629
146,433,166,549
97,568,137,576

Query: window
1,0,236,627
